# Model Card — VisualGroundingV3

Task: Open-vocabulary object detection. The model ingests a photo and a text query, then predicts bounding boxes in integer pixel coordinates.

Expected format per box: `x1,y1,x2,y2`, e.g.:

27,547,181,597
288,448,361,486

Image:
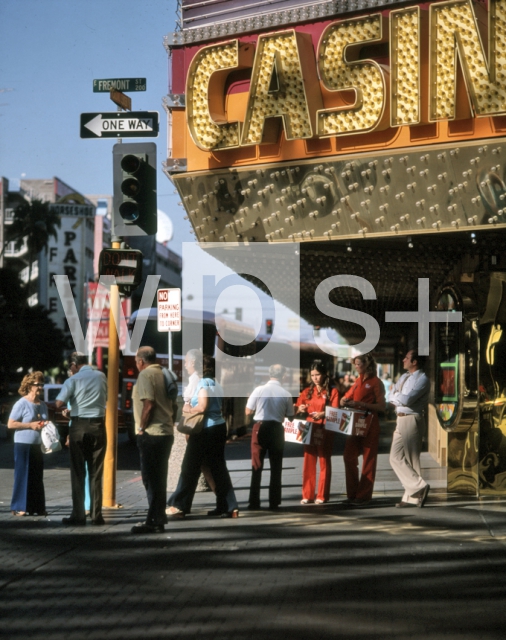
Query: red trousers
343,420,380,501
302,428,334,502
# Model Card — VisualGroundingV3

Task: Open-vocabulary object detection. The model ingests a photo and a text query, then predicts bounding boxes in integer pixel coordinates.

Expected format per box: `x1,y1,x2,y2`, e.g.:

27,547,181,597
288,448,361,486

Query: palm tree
1,199,61,300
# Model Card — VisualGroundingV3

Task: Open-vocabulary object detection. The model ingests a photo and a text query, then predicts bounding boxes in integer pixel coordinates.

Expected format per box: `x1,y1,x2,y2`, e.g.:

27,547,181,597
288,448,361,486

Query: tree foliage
4,199,61,297
0,268,65,384
7,198,61,255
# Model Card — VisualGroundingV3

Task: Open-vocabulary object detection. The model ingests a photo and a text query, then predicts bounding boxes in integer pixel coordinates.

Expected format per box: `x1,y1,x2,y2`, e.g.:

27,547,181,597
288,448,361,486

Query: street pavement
1,425,506,640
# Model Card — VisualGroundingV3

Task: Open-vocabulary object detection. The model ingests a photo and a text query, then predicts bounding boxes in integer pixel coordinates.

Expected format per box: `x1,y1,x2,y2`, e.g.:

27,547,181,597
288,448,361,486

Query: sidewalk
1,433,505,640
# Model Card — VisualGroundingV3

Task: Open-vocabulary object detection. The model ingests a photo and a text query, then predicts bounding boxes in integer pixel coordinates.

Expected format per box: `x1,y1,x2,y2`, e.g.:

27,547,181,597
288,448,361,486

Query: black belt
73,416,105,421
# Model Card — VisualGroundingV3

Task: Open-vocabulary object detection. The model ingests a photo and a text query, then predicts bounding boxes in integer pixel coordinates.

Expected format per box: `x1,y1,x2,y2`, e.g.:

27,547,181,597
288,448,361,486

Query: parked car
45,385,69,422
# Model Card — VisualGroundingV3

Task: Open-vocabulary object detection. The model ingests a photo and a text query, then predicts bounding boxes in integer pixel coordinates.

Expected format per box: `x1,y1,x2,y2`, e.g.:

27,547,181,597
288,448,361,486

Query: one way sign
80,111,159,138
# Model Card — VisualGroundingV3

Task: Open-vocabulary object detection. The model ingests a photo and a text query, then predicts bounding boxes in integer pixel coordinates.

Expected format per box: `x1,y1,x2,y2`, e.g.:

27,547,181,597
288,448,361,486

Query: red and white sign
157,288,181,332
283,418,312,445
325,407,372,437
86,283,131,348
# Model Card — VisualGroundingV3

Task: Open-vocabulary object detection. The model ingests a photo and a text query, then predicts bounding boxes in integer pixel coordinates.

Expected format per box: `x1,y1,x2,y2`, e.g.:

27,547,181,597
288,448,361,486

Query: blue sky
0,0,345,347
0,0,194,252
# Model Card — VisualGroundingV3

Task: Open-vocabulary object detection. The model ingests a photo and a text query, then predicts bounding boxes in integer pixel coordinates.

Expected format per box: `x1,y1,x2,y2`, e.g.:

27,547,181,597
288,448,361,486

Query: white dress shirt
183,371,201,403
388,369,430,415
246,379,294,422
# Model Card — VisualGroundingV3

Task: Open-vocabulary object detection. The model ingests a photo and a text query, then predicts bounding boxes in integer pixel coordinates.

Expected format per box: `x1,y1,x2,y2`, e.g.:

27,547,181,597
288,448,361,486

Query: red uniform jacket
296,385,339,424
343,374,385,429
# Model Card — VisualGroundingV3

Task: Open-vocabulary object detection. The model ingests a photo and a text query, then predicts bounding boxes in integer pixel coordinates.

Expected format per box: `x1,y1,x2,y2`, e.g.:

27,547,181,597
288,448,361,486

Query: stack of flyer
283,418,312,444
325,407,371,437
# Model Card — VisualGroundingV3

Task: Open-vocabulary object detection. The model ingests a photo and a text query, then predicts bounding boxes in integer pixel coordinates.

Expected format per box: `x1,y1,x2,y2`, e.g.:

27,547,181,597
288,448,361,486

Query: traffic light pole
103,237,121,508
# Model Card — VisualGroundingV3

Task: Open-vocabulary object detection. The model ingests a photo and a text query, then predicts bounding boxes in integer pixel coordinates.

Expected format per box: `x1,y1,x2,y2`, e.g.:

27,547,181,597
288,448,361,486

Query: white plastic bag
40,421,62,454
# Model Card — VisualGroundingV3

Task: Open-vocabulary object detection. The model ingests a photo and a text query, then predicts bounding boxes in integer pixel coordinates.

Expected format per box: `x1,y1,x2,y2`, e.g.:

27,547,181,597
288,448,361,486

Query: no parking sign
157,288,181,332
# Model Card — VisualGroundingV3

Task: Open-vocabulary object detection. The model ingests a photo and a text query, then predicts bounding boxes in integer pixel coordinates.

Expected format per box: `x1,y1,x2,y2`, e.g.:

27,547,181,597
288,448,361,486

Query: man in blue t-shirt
56,352,107,526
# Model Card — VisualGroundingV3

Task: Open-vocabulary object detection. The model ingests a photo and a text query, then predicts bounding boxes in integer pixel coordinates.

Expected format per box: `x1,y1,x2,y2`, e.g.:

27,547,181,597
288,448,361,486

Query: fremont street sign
93,78,146,92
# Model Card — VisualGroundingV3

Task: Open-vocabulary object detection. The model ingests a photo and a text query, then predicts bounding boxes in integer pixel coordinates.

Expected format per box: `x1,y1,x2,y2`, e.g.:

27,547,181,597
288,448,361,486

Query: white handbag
40,421,62,454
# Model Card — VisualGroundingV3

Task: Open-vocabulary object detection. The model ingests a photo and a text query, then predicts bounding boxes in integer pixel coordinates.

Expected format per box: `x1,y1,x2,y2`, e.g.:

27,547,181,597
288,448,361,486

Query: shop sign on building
45,216,95,349
86,283,131,349
49,203,94,218
184,0,506,151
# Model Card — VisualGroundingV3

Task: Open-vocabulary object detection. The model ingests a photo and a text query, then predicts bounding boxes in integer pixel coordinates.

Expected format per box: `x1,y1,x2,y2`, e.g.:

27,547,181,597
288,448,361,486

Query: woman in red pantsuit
295,361,339,504
341,354,386,507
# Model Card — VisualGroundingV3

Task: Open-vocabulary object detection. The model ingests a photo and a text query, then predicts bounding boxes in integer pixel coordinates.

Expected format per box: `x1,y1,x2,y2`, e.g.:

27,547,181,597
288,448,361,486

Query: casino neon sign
185,0,506,151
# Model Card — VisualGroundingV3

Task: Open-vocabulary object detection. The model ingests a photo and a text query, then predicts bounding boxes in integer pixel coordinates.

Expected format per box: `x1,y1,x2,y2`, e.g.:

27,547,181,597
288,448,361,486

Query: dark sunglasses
33,383,45,387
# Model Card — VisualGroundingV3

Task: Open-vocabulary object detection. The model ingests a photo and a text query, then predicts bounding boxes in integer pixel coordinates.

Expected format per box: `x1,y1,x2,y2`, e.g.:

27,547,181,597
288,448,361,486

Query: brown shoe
416,484,430,508
62,516,86,526
395,501,416,508
221,509,239,519
131,523,164,534
350,500,370,507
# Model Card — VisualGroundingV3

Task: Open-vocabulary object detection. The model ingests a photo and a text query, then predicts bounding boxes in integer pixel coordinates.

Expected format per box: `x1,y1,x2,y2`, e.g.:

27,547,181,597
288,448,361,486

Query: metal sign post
92,80,154,508
157,288,181,371
103,240,121,510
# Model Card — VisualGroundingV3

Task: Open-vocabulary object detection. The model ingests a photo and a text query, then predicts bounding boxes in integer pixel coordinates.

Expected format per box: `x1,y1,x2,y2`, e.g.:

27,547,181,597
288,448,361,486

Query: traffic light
98,248,143,283
113,142,157,236
98,248,143,296
266,319,273,334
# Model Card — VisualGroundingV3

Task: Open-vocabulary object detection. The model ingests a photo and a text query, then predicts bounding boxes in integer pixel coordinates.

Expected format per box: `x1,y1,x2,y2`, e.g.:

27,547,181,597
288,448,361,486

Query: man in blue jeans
132,346,174,534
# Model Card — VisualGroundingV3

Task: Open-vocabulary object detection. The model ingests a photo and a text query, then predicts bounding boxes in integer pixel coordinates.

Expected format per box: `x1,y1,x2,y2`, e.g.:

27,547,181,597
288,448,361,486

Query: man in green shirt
131,346,174,534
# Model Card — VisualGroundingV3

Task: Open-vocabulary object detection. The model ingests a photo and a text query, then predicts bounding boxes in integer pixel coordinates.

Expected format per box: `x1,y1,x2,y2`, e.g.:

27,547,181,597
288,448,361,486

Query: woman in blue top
8,371,48,516
167,355,239,518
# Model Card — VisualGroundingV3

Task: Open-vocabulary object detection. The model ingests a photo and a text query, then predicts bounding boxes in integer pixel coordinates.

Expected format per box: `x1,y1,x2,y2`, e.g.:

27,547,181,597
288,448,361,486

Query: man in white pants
388,350,431,508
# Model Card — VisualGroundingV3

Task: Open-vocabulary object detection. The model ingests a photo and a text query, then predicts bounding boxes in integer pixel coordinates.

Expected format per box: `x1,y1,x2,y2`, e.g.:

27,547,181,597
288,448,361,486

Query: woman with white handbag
8,371,48,516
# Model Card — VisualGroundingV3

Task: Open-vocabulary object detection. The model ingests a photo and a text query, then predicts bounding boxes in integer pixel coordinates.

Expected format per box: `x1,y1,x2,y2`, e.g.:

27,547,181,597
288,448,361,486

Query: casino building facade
163,0,506,496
